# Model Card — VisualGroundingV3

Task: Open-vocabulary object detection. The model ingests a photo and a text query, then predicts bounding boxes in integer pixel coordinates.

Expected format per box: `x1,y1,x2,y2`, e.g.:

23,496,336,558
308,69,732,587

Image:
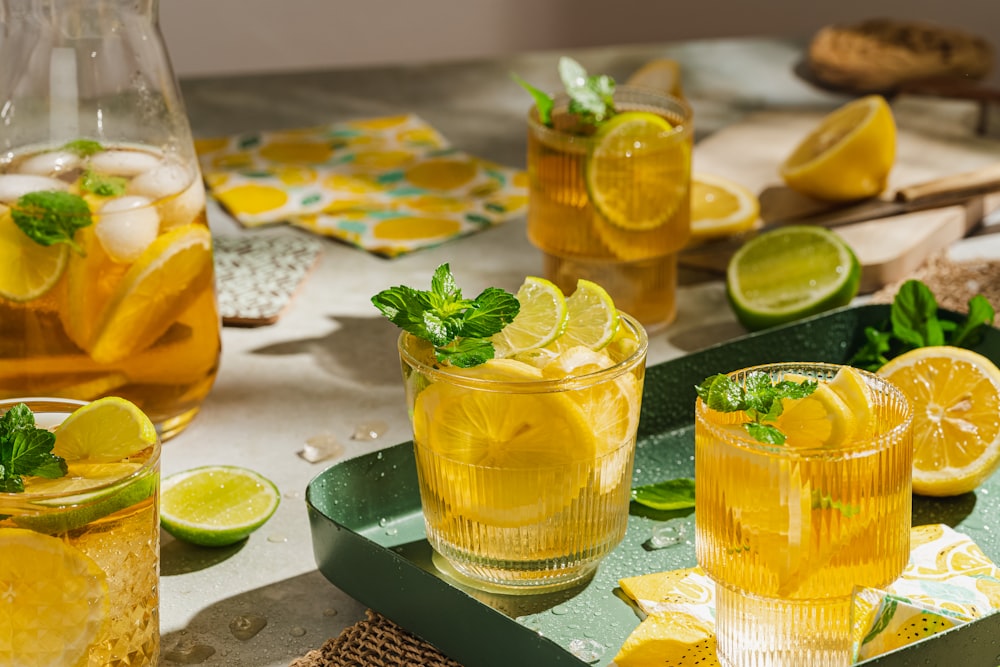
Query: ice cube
129,161,206,228
0,174,70,202
96,195,160,263
16,150,81,176
88,150,162,177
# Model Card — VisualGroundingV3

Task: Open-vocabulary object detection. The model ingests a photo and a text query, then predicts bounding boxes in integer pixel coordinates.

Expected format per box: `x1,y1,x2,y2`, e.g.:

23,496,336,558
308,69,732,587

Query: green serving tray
307,303,1000,667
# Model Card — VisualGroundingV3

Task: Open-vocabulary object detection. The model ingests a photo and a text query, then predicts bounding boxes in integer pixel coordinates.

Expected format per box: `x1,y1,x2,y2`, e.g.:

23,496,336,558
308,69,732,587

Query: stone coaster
213,234,323,327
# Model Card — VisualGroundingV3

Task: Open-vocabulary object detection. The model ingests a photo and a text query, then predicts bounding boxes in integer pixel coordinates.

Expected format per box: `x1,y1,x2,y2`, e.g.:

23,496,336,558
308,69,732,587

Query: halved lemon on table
780,95,896,202
878,346,1000,496
689,172,760,241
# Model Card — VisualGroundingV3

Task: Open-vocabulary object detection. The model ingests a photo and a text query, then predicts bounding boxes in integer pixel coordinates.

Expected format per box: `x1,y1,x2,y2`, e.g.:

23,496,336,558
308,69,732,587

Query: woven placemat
870,252,1000,311
289,610,464,667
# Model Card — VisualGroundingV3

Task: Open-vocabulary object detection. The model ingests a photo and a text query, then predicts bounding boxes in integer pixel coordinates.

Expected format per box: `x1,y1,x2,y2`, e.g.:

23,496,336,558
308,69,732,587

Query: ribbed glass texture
695,363,913,666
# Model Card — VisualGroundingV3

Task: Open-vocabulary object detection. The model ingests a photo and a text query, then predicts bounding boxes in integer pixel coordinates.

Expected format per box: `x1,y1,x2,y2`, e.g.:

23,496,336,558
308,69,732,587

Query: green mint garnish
81,170,127,197
631,477,695,511
0,403,68,493
371,263,519,368
10,190,92,254
61,139,104,157
513,56,617,128
849,279,995,371
696,372,817,445
811,489,861,518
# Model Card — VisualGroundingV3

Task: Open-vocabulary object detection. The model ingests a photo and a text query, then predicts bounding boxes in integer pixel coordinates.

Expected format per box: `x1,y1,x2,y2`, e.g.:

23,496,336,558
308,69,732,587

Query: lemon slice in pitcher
0,206,68,302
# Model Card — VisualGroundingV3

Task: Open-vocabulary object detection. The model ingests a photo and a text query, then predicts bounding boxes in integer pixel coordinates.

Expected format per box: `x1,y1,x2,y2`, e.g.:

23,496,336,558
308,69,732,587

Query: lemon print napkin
613,524,1000,667
196,114,527,257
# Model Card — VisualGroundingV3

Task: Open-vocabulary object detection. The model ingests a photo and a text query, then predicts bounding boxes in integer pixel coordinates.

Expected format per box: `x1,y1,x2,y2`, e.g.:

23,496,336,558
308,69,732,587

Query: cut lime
54,396,158,462
160,466,280,547
726,225,860,331
490,276,567,357
585,111,687,231
550,279,620,351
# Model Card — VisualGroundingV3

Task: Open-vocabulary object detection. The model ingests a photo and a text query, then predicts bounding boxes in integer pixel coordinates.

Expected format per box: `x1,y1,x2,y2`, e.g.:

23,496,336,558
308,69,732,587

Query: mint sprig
696,372,817,445
849,279,995,371
513,56,617,128
81,170,127,197
0,403,68,493
372,263,519,368
10,190,92,254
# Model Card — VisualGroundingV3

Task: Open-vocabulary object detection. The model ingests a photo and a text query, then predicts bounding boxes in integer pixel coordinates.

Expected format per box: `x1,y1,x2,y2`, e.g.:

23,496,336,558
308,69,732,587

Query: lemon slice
614,610,718,667
772,372,858,448
0,528,109,667
690,172,760,241
89,224,214,364
160,465,280,547
54,396,158,462
878,346,1000,496
726,225,861,331
585,111,688,230
490,276,567,358
0,205,69,302
780,95,896,202
549,279,620,351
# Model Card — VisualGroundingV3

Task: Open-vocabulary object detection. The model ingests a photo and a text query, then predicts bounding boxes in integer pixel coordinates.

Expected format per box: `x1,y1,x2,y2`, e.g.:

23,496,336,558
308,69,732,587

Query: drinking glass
695,362,913,666
0,0,220,440
0,397,161,666
526,87,692,330
399,315,648,592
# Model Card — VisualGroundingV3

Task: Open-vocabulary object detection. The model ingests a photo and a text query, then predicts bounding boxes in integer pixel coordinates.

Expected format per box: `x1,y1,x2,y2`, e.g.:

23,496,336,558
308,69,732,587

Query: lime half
726,225,860,331
491,276,567,358
160,466,280,547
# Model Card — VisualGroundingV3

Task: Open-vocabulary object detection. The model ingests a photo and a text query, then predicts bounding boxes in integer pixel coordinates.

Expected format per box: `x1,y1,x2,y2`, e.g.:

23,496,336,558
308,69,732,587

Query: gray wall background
159,0,1000,80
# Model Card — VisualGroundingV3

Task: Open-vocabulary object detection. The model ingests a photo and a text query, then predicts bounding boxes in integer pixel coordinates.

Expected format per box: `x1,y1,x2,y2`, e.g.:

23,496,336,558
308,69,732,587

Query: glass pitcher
0,0,221,440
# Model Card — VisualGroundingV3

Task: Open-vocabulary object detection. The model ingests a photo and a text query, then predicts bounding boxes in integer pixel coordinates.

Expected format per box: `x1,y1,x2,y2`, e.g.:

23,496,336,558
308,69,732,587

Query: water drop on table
289,626,307,637
298,433,344,463
163,640,216,664
352,420,388,441
229,614,268,640
646,521,688,549
323,607,338,617
267,534,288,544
567,638,605,663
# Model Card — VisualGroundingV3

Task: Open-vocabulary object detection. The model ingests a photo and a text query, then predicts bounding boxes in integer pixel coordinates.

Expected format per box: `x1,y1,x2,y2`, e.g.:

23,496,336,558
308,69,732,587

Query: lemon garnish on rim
0,205,69,302
0,528,109,667
690,172,760,242
878,346,1000,496
585,111,688,231
54,396,157,462
780,95,896,202
490,276,567,358
549,279,620,351
773,369,867,448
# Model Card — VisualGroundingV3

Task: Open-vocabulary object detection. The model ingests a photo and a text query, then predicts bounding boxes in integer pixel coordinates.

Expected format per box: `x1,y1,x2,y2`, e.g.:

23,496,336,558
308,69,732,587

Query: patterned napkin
196,114,527,257
613,524,1000,666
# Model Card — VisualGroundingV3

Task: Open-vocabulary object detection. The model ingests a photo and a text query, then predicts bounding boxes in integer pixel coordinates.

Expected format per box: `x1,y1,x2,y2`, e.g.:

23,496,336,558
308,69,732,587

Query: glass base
429,544,600,595
714,581,852,667
542,252,677,331
154,405,202,442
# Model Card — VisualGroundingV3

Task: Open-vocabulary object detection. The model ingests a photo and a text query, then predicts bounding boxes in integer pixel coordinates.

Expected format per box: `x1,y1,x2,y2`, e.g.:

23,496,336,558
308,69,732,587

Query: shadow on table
161,530,245,575
160,569,366,666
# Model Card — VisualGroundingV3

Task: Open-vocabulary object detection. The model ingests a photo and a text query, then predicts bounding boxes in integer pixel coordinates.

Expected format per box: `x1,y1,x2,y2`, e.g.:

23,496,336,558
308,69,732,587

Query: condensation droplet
298,433,345,463
352,420,389,441
289,626,307,637
568,638,605,663
229,614,267,640
384,526,398,536
267,534,288,544
163,639,216,664
551,604,571,615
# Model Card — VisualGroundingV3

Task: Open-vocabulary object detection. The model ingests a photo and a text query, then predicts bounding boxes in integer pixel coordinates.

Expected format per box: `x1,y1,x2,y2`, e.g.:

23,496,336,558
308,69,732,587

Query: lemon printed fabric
613,525,1000,667
196,114,528,257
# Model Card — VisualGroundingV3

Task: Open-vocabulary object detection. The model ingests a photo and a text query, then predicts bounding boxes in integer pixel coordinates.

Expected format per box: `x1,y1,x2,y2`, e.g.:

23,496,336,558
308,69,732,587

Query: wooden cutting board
689,104,1000,292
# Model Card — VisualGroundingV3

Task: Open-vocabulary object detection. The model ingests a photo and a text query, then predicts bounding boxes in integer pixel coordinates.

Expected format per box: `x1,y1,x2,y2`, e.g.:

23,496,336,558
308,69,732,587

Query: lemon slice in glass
549,279,620,351
54,396,158,462
0,205,68,302
490,276,567,358
772,372,859,449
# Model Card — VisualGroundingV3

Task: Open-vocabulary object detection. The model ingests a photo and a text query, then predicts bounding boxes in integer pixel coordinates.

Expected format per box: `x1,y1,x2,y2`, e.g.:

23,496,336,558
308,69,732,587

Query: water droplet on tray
229,614,268,640
551,604,571,615
567,638,605,663
646,521,688,549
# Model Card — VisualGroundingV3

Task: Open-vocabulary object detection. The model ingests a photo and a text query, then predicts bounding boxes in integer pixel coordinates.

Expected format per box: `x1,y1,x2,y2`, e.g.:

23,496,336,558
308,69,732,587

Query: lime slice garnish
490,276,568,358
585,111,687,231
160,466,280,547
0,206,68,302
54,396,158,462
550,279,620,351
726,225,861,331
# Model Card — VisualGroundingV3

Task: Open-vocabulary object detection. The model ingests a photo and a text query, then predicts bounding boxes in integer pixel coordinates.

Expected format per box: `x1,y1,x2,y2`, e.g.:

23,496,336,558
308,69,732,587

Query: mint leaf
695,374,745,412
697,371,816,444
559,57,616,125
10,190,92,253
512,73,554,126
61,139,103,157
458,287,519,338
631,477,695,510
891,280,944,347
950,294,995,348
745,422,785,445
811,489,861,517
435,337,496,368
849,326,893,372
81,170,127,197
0,402,68,492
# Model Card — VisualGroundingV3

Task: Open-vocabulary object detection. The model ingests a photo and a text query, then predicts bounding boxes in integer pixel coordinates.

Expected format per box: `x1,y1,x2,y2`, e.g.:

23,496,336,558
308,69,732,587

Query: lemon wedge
690,172,760,241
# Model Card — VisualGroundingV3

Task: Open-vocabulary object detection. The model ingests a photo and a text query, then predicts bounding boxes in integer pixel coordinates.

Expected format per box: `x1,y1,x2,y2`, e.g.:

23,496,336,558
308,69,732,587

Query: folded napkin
614,524,1000,666
196,114,527,257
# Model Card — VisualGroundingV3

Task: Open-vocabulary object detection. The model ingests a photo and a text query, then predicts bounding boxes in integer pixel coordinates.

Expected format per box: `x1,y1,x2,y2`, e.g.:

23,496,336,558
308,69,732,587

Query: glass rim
398,312,648,393
694,362,913,458
0,396,161,502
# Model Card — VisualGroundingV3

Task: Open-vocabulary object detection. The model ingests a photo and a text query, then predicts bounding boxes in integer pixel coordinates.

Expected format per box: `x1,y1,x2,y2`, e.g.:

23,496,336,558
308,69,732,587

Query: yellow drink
0,397,161,667
0,144,220,440
695,363,912,666
399,315,647,592
526,88,692,329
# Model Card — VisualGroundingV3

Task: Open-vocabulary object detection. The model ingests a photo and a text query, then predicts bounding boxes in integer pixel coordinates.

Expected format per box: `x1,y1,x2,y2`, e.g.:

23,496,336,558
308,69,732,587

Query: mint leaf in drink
81,170,127,197
631,477,695,511
512,73,554,126
0,403,68,493
10,190,92,253
558,57,616,126
696,371,817,445
372,263,519,367
61,139,104,157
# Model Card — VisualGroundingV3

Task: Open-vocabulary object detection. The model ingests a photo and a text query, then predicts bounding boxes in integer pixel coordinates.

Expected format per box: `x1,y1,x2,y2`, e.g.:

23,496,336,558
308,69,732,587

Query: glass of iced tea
0,397,161,666
694,362,912,666
0,0,220,440
399,314,648,592
526,87,692,330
